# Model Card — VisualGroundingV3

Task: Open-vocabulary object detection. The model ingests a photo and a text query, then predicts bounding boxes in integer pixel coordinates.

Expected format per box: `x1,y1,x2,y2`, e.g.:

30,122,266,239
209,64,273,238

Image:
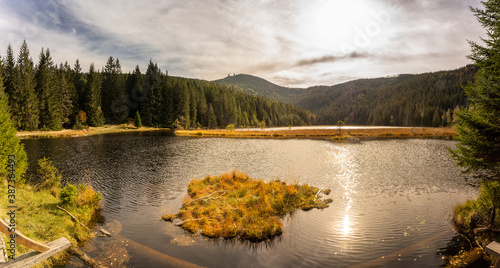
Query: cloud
295,52,371,67
0,0,488,87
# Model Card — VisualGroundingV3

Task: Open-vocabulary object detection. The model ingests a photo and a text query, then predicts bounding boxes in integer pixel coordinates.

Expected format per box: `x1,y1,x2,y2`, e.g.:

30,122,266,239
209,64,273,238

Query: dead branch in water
174,218,202,226
56,205,90,231
184,190,229,206
315,188,324,200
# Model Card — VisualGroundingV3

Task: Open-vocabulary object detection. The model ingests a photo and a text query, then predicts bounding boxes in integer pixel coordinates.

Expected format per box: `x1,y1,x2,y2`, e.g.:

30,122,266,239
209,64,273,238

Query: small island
163,171,332,242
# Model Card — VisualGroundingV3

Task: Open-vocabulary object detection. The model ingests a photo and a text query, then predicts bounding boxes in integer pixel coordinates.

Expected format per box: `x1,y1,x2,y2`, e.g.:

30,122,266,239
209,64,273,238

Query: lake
22,132,477,267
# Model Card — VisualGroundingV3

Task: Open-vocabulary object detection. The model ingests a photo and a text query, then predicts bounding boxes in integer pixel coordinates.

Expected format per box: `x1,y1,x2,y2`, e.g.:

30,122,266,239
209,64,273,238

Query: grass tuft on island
163,170,332,242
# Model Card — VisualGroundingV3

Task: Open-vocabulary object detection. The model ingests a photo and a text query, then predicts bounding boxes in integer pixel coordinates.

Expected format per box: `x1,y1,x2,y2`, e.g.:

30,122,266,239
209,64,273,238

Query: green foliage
11,40,39,130
449,1,500,175
60,184,78,205
453,180,500,232
225,124,235,131
75,183,102,208
134,110,142,128
85,63,104,127
35,48,63,131
35,157,61,190
0,71,27,183
102,57,128,124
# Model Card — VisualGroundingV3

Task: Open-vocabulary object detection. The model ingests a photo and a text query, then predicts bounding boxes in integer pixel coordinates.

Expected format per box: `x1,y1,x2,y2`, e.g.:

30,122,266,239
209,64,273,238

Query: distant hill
213,65,479,127
213,74,304,104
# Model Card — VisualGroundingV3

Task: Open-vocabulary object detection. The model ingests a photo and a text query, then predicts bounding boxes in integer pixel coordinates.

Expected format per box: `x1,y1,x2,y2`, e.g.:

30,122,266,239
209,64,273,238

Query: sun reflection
327,144,358,238
342,214,352,235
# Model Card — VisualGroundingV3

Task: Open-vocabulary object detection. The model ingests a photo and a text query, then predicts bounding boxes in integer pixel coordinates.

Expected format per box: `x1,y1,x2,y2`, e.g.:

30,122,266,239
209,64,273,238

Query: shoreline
15,124,170,139
174,126,457,139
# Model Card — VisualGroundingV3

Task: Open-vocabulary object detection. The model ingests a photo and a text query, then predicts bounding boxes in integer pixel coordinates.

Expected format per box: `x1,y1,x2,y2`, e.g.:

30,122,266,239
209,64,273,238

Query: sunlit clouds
0,0,484,87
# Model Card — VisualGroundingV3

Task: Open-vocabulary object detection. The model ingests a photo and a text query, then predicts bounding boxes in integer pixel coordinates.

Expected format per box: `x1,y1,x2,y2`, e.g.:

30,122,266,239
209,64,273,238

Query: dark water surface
22,133,477,267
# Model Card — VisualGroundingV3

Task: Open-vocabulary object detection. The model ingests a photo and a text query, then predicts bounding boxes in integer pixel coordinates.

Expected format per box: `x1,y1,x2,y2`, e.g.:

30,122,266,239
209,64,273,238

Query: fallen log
99,229,112,237
68,247,106,268
114,233,205,268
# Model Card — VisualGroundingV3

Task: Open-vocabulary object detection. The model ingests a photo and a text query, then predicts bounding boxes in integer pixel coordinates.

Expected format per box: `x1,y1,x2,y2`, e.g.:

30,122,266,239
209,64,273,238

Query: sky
0,0,486,88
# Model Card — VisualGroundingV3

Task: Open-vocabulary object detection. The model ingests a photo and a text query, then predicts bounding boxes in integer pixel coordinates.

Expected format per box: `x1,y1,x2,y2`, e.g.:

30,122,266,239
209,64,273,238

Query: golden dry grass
175,127,456,139
165,170,332,242
16,124,168,139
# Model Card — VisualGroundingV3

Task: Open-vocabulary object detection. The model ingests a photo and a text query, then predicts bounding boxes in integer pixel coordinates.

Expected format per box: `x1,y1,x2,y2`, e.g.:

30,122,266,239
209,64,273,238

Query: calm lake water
22,132,477,267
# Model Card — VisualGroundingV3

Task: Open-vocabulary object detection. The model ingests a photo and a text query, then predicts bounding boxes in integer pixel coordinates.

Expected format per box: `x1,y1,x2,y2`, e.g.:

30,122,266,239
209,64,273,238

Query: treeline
0,41,311,131
298,65,478,127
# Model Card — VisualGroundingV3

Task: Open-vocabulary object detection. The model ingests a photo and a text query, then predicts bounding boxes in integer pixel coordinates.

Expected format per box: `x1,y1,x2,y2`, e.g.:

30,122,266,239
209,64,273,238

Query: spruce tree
85,63,104,127
450,0,500,176
102,57,128,123
135,110,142,128
58,66,73,126
11,40,39,130
36,48,62,130
0,68,28,182
4,44,15,103
126,65,143,117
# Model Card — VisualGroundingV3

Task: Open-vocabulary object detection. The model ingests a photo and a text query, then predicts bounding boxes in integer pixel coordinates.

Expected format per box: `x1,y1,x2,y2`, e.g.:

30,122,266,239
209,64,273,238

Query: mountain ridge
213,65,478,126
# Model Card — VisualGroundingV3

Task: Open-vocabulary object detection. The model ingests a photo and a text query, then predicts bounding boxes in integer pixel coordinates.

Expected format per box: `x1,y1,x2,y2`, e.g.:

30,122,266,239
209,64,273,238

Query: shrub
60,184,78,205
225,124,235,131
76,183,102,207
35,157,61,190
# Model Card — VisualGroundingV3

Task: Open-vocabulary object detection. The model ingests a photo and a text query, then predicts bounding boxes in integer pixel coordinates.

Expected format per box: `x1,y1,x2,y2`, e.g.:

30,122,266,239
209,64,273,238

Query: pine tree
0,68,28,183
36,48,62,130
126,65,143,117
450,0,500,176
207,103,217,128
141,61,162,126
11,41,39,130
58,67,73,126
4,44,15,103
102,57,128,123
73,59,86,111
135,110,142,128
85,63,104,126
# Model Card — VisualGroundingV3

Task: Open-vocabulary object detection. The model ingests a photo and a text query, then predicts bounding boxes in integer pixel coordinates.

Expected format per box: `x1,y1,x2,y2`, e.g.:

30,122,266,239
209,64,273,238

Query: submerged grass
165,170,332,242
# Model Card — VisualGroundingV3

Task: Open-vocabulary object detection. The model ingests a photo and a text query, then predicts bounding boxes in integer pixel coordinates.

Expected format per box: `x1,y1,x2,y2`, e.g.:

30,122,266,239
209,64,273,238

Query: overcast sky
0,0,486,88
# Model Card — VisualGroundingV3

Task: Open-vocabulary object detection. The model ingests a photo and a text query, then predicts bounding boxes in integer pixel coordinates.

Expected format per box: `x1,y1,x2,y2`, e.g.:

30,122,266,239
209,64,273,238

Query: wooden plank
0,219,50,252
0,237,71,268
486,241,500,258
0,235,7,263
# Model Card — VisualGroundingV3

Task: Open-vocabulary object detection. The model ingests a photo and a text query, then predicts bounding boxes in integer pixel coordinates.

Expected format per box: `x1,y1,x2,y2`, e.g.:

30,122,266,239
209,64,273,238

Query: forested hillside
0,41,311,131
214,74,303,104
308,66,477,126
216,66,478,127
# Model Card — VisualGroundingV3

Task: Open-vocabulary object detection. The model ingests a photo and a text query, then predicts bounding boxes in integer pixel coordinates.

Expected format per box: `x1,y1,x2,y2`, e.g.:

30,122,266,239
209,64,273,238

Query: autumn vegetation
163,171,332,242
175,126,457,139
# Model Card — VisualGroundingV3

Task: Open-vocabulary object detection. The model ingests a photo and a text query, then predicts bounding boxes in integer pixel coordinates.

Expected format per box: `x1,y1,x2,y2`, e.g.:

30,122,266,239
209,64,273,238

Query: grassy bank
163,170,332,242
16,124,169,139
175,127,456,139
448,180,500,267
0,181,101,266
